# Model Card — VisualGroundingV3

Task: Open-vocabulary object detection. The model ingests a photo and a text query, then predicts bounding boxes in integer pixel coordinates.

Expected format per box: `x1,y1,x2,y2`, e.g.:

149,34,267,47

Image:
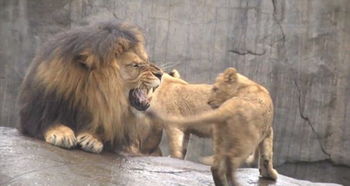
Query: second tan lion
148,68,278,186
149,70,213,159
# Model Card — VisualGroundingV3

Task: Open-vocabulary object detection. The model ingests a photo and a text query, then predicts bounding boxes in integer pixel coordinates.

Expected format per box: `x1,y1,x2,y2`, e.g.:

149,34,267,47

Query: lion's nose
153,72,163,80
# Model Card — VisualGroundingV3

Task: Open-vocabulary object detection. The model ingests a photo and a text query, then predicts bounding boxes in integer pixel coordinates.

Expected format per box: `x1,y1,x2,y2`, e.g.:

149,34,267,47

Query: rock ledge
0,127,340,186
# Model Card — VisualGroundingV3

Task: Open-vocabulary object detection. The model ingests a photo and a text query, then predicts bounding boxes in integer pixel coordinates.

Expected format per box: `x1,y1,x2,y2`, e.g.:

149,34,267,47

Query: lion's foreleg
124,142,143,156
76,132,103,153
44,124,77,149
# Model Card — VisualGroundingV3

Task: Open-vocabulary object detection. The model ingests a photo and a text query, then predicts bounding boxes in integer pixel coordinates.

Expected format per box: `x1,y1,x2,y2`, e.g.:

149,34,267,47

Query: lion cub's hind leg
77,132,103,153
211,155,236,186
258,128,278,180
44,124,77,149
211,155,227,186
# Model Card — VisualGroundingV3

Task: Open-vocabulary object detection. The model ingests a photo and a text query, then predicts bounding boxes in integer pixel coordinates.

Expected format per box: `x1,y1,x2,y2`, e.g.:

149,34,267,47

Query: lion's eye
212,87,218,92
130,62,145,68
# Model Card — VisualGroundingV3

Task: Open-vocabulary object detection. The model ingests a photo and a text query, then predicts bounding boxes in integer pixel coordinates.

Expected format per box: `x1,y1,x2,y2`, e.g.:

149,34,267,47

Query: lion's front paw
44,125,77,149
77,133,103,153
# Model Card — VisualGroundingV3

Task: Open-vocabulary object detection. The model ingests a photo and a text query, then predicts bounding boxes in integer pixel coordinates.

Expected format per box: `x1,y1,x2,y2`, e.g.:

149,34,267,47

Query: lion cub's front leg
77,132,103,153
44,124,77,149
166,127,187,159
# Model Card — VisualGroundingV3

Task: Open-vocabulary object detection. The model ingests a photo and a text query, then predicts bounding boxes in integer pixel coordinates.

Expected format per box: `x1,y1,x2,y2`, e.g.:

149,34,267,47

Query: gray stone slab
0,127,340,186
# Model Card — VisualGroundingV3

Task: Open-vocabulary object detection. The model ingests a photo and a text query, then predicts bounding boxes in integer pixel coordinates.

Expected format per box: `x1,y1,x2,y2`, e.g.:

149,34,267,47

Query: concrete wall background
0,0,349,184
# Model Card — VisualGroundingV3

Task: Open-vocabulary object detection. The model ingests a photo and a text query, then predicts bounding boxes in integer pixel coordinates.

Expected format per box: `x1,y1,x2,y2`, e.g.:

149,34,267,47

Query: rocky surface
0,127,340,186
0,0,349,185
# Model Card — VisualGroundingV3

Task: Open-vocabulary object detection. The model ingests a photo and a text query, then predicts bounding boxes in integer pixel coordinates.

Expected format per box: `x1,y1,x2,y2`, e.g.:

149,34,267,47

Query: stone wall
0,0,349,184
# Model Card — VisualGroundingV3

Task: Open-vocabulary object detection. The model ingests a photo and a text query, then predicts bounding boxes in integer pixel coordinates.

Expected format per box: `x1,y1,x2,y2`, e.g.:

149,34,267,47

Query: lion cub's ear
169,69,181,78
223,67,238,83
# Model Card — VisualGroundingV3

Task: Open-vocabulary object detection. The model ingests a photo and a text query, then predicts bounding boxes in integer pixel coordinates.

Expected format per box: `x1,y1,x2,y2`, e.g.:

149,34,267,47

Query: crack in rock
129,167,191,174
271,0,286,45
293,80,331,159
228,49,266,56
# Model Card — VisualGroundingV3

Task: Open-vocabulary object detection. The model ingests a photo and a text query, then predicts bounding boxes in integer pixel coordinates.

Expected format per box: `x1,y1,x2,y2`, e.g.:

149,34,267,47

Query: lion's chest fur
79,72,130,143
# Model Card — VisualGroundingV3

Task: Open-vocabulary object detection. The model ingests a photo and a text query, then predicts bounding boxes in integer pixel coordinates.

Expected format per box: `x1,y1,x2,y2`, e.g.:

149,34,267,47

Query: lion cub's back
168,83,212,114
168,83,214,137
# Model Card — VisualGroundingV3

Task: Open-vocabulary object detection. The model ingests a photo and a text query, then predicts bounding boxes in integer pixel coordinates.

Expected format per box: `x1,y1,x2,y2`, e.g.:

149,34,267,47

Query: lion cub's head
207,68,240,109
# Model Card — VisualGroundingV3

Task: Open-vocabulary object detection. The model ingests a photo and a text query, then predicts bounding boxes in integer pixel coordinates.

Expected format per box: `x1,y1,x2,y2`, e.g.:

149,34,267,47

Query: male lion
149,69,214,159
148,68,278,185
19,21,162,154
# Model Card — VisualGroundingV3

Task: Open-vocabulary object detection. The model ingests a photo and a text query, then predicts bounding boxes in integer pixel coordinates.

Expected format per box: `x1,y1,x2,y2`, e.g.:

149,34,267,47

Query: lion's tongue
129,88,150,111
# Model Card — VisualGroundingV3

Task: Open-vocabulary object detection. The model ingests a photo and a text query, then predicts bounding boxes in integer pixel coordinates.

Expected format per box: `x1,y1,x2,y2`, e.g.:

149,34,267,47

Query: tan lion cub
148,68,278,186
149,70,214,159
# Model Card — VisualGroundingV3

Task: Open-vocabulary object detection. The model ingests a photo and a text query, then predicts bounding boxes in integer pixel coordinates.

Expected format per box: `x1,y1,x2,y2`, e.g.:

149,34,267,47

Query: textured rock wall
0,0,349,183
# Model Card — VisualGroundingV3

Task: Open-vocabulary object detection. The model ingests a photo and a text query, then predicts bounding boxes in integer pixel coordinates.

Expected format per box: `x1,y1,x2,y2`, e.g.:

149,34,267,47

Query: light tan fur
149,70,213,159
150,68,278,185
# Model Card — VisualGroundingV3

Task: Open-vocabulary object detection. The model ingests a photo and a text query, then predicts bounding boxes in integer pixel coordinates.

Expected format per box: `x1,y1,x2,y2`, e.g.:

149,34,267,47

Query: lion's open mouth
129,88,151,111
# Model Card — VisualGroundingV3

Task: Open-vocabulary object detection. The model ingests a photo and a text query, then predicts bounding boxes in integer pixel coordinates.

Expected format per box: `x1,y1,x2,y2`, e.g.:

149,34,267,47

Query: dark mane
37,21,145,67
18,21,144,143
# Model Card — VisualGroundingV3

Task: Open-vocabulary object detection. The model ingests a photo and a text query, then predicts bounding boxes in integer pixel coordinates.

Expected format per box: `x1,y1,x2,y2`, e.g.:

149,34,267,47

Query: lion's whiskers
158,62,182,71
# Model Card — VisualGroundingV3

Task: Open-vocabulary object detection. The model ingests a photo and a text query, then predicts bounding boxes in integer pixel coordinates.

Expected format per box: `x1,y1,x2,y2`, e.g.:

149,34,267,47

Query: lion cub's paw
267,168,278,180
260,167,278,180
77,133,103,153
44,125,77,149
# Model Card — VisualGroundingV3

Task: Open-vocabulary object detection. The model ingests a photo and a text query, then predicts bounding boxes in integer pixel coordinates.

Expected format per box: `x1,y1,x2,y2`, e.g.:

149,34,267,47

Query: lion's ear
223,67,237,83
115,37,134,57
75,54,95,70
169,69,181,78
